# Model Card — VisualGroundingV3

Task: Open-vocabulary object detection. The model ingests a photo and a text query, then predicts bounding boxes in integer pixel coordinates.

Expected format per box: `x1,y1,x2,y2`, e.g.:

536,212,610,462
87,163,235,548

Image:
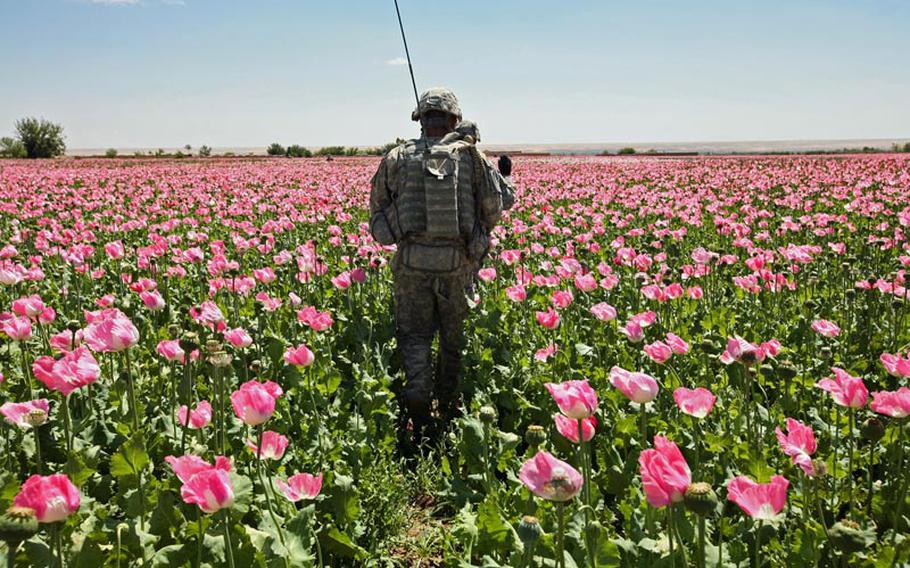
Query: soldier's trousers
394,270,469,420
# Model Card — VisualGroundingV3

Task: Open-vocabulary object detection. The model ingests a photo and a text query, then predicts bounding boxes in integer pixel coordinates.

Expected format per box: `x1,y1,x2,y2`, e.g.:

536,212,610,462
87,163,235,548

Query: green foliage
315,146,346,156
0,136,27,158
198,145,212,157
617,147,636,155
14,117,66,158
266,143,285,156
104,148,118,158
285,145,312,158
365,138,406,156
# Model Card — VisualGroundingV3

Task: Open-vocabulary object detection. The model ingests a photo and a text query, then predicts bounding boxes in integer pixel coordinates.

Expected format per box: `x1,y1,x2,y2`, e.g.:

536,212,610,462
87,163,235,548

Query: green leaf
228,473,254,515
322,526,367,561
330,474,360,526
110,434,149,478
64,453,97,488
476,498,516,555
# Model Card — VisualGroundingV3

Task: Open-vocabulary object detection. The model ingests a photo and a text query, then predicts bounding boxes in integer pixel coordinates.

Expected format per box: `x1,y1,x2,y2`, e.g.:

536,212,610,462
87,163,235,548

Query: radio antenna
393,0,421,109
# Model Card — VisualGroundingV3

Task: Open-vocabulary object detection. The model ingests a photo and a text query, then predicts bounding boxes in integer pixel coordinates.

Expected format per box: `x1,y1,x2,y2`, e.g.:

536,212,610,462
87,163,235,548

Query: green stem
34,425,43,474
221,511,235,568
7,541,20,568
196,509,203,568
754,520,762,568
52,523,64,568
697,515,706,568
257,427,289,563
62,395,73,455
555,502,567,568
313,521,323,568
668,506,675,568
892,422,907,546
847,407,855,511
124,350,140,432
578,418,595,568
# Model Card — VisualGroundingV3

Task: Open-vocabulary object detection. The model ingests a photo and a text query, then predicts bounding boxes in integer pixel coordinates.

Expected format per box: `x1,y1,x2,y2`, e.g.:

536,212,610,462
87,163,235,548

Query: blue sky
1,0,908,148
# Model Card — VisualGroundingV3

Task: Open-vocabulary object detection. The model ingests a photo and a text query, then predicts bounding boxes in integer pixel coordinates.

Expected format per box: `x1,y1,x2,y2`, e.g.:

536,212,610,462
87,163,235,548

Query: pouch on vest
401,242,466,273
423,147,461,238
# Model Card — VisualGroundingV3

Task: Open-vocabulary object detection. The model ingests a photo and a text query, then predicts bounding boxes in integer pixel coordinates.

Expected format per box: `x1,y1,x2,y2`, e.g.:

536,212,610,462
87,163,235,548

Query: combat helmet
411,87,462,121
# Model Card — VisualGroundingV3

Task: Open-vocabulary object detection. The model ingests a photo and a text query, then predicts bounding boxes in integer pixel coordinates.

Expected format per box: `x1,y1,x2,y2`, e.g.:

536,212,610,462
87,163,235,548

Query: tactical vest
394,139,478,272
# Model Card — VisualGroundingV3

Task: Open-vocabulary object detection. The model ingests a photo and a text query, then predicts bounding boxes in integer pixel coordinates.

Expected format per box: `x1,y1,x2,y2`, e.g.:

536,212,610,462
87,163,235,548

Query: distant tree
286,145,312,158
154,148,166,157
617,147,636,155
904,142,910,153
0,137,27,159
599,150,612,156
316,146,346,157
267,143,286,156
198,145,212,157
105,148,118,158
15,117,66,158
184,144,192,151
344,146,360,156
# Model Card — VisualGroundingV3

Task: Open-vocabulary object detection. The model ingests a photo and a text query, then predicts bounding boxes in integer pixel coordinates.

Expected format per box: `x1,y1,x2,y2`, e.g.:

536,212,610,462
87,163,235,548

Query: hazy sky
1,0,909,148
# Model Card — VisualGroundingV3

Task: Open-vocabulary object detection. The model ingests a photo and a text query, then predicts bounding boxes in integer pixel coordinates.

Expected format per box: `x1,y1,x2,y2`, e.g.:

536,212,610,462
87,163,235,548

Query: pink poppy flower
644,340,673,364
544,379,598,419
1,315,32,341
275,472,323,502
1,399,50,429
331,272,352,290
590,302,617,322
505,285,527,302
620,313,647,339
165,454,231,483
246,430,289,460
535,308,560,330
673,387,716,418
477,267,497,282
189,301,225,332
719,336,763,365
139,290,166,311
639,436,692,508
12,295,48,320
880,352,910,378
550,290,574,309
157,339,186,363
284,344,315,367
518,451,584,502
816,367,868,409
553,414,596,443
224,328,253,349
610,366,659,404
665,333,690,355
104,240,125,259
811,319,840,338
180,469,234,514
230,380,282,426
534,343,558,363
32,347,101,396
50,329,83,353
775,418,817,476
727,475,789,520
350,267,367,283
83,308,139,352
177,401,213,429
13,474,81,523
574,273,598,292
870,388,910,418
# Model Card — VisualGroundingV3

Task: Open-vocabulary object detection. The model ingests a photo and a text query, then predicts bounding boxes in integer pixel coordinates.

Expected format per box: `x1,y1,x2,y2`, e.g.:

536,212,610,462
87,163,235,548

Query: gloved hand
498,155,512,177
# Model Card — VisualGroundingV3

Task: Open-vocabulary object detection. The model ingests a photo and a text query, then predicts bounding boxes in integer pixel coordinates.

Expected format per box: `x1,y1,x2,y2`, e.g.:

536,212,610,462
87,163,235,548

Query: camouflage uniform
369,88,506,429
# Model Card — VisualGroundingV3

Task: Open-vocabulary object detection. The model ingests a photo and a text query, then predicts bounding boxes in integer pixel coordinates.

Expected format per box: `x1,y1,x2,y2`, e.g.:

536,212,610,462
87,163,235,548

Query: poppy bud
525,425,546,448
777,362,798,380
684,482,718,517
860,417,885,443
517,515,542,547
829,520,874,553
479,405,497,425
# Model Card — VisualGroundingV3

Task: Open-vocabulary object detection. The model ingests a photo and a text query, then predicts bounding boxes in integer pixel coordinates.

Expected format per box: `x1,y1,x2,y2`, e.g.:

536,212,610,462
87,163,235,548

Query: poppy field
0,153,909,567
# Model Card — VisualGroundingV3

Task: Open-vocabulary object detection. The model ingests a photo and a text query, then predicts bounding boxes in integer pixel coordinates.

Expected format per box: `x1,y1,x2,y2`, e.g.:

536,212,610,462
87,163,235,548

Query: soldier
369,88,512,446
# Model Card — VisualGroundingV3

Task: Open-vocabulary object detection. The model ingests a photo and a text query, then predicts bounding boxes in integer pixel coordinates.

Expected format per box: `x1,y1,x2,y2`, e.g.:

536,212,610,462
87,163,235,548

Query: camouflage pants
394,269,469,422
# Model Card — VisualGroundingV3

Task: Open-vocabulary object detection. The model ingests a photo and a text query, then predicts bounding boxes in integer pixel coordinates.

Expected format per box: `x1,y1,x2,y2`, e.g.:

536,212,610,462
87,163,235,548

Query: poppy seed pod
777,362,798,380
517,515,542,546
525,425,546,448
684,482,718,517
479,405,497,425
0,506,39,545
829,520,874,553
